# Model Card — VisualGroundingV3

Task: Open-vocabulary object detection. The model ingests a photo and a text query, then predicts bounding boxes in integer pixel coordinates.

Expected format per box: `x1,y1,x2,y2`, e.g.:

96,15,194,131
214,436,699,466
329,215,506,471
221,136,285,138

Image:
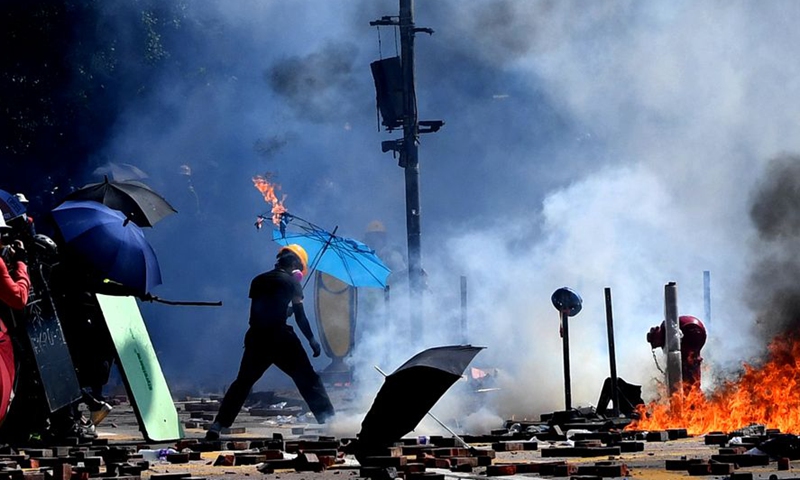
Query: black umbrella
63,177,176,227
351,345,484,458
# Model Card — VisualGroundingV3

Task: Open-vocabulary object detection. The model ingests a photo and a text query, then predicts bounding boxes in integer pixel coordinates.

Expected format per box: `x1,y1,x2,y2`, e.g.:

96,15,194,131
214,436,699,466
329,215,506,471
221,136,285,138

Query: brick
212,455,234,467
665,458,705,470
711,454,770,467
645,431,669,442
486,464,516,476
432,448,469,457
686,463,711,475
232,454,265,466
616,441,644,452
421,457,450,469
779,457,791,470
704,433,729,445
709,462,735,475
165,453,189,464
730,473,754,480
448,457,478,469
361,456,407,468
258,449,283,460
294,453,324,472
667,428,689,439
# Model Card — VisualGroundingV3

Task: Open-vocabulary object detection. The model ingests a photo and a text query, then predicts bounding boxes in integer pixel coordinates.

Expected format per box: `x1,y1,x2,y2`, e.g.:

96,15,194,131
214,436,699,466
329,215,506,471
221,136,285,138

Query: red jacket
0,259,30,312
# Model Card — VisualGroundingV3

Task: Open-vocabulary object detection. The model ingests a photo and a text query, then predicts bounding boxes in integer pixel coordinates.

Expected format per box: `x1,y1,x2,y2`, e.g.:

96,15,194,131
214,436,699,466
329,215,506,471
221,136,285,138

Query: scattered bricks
229,441,250,451
540,447,621,458
575,439,603,448
402,463,426,474
406,473,444,480
360,456,407,468
711,454,770,467
779,457,791,470
486,464,517,476
184,402,219,412
421,457,450,469
686,462,711,476
704,432,729,445
20,450,52,459
359,466,397,480
402,445,434,456
616,441,645,452
667,428,689,439
645,431,669,442
231,454,265,466
212,455,234,467
258,449,283,460
596,463,630,477
294,453,324,472
449,457,478,469
709,462,736,475
572,432,622,444
21,471,44,480
165,453,189,464
730,473,754,480
432,448,469,458
665,458,706,471
541,463,578,477
317,456,337,469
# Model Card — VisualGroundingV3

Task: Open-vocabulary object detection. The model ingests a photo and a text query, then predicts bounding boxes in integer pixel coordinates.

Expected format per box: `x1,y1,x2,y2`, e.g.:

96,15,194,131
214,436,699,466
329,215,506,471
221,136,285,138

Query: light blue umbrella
270,214,390,289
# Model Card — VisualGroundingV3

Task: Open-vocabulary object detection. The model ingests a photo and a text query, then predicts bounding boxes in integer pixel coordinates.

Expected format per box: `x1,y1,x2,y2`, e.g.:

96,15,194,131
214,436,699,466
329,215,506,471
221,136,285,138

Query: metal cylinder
664,282,682,396
561,310,572,410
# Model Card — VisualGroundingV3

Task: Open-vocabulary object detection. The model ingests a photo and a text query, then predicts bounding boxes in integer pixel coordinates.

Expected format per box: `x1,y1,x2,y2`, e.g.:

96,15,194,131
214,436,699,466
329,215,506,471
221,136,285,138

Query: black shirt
248,269,303,328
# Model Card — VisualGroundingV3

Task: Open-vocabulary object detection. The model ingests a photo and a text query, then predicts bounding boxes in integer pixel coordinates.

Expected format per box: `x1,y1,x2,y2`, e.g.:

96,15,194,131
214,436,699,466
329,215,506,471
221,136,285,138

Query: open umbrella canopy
355,345,484,455
51,200,162,296
270,214,390,289
92,162,149,182
0,189,26,222
63,177,176,228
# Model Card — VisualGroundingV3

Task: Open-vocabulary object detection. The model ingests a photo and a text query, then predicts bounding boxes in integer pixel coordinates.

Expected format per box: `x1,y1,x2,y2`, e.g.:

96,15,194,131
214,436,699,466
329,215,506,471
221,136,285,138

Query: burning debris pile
631,334,800,435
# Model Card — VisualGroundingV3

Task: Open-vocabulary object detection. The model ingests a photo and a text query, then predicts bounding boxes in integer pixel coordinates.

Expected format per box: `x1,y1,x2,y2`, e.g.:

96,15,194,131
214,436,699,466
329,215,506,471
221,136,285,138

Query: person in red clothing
0,215,30,426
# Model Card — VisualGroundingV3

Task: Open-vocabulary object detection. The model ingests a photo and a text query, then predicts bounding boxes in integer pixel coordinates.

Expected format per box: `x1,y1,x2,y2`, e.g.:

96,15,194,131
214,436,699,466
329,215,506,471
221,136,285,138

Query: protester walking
206,245,334,439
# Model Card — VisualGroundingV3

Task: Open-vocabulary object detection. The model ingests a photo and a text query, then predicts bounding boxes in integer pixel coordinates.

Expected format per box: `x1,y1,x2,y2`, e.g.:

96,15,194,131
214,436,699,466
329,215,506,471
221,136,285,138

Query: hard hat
0,216,9,230
366,220,386,233
279,244,308,276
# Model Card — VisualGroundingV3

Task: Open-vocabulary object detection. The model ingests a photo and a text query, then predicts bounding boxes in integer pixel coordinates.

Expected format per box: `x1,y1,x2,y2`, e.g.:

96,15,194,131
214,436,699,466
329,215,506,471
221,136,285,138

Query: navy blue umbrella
51,200,162,295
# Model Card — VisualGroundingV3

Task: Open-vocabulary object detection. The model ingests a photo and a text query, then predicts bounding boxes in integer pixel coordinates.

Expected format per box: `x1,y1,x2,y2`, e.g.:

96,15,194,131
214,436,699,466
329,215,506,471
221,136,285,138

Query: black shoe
205,422,222,440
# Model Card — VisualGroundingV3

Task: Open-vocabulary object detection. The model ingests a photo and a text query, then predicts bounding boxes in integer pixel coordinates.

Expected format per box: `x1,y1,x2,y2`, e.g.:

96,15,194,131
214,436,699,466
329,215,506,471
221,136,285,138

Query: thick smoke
36,0,800,435
746,154,800,343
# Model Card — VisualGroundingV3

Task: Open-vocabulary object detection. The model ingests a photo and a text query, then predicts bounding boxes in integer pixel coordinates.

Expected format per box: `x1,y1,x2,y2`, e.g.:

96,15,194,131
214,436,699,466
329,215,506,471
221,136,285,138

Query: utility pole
371,0,442,335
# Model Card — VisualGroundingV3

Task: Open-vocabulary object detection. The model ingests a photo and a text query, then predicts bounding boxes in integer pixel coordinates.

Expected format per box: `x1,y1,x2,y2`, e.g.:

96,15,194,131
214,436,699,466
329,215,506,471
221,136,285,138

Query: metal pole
399,0,423,335
703,271,711,330
604,287,620,417
384,284,391,329
561,310,572,410
460,276,467,343
664,282,682,397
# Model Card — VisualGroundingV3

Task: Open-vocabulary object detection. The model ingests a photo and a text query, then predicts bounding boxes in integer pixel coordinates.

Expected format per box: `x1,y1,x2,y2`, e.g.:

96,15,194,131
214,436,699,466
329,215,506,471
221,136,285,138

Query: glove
309,338,321,358
10,240,25,263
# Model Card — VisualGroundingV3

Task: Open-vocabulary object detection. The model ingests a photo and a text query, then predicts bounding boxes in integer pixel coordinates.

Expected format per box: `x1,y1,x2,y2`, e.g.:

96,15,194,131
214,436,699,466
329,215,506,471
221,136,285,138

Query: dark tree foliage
0,0,193,213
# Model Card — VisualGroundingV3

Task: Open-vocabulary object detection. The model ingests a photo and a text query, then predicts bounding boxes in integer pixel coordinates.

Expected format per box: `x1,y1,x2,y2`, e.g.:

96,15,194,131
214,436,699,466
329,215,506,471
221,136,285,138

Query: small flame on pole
253,174,287,226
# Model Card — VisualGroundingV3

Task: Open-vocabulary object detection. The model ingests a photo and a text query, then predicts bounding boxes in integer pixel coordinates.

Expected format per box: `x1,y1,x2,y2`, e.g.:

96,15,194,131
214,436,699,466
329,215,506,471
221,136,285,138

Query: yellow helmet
279,244,309,276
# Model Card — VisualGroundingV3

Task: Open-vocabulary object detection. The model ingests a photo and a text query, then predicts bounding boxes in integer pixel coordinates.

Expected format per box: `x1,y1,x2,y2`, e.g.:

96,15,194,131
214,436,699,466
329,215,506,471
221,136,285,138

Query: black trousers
214,325,334,427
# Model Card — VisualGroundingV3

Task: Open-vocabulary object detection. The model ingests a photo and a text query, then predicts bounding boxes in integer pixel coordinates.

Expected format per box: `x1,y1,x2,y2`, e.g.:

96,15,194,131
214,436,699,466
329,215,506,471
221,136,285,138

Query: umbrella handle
373,365,473,450
302,225,339,289
142,294,223,307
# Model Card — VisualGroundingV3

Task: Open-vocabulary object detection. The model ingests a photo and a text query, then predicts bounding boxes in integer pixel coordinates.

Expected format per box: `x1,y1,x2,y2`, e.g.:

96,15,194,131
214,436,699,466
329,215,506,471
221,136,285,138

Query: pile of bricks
0,442,150,480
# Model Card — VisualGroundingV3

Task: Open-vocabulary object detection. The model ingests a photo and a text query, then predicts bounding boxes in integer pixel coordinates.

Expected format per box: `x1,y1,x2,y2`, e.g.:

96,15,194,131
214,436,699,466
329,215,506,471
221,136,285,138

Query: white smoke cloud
91,0,800,431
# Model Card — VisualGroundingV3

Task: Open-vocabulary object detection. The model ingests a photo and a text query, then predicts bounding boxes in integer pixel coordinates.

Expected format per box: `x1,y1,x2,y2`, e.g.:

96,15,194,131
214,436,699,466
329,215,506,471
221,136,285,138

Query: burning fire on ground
253,174,286,227
629,334,800,435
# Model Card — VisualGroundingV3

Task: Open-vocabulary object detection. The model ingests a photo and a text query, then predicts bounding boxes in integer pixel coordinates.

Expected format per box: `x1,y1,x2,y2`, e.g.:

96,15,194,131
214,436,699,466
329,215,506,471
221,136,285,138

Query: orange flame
253,174,287,226
628,335,800,434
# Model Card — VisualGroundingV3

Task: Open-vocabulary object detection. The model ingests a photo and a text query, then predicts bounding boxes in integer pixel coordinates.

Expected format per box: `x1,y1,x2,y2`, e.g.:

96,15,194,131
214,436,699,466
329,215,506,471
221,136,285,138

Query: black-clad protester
206,245,335,439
